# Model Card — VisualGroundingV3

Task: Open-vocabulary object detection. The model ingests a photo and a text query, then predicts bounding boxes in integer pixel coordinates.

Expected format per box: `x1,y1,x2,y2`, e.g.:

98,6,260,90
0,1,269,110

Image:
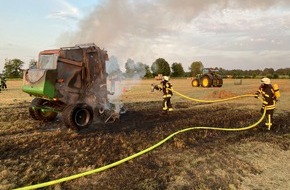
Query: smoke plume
58,0,289,67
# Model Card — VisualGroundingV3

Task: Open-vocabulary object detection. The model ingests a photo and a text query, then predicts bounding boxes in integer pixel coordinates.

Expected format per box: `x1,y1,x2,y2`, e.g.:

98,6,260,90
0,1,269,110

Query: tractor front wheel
191,79,200,87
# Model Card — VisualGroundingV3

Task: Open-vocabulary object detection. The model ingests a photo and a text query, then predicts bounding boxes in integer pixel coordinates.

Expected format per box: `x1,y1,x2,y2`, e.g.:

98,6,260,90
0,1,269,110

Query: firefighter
1,77,7,91
153,76,173,114
255,77,276,130
108,74,117,93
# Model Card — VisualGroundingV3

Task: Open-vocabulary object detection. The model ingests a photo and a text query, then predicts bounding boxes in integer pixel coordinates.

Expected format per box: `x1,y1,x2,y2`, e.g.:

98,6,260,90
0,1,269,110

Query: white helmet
163,76,169,81
261,77,271,85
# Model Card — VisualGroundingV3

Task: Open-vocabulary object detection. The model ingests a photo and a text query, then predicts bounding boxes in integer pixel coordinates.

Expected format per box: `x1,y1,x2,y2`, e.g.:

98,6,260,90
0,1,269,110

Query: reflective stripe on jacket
256,84,276,107
158,80,173,97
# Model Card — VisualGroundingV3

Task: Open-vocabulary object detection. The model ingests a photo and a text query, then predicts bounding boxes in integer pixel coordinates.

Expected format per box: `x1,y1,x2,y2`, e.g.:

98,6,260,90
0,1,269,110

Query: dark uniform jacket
256,84,276,109
159,80,173,98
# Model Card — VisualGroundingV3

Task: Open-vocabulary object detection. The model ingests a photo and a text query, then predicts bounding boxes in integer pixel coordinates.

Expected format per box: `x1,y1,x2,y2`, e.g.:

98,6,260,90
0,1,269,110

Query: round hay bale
234,79,242,85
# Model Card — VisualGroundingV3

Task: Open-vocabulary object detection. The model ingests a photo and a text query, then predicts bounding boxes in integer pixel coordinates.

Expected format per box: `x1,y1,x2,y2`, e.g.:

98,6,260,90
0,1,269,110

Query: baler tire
29,107,38,120
62,103,94,131
31,98,57,121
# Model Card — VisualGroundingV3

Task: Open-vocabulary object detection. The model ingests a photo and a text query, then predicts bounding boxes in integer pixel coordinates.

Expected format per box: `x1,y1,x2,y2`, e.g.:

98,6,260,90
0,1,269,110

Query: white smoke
106,55,121,74
57,0,289,66
57,0,289,120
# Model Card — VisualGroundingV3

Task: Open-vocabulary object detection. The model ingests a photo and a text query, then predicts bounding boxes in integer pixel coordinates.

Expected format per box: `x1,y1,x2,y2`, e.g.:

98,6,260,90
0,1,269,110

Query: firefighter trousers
163,97,173,111
260,108,274,130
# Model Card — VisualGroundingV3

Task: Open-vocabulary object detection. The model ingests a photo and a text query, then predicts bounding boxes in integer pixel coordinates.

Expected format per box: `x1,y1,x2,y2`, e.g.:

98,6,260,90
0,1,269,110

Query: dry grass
0,80,33,105
0,78,289,190
118,78,290,118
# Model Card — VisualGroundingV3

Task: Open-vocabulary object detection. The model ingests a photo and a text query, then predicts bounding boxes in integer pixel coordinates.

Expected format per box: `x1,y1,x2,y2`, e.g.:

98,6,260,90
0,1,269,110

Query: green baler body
22,44,109,105
22,69,57,99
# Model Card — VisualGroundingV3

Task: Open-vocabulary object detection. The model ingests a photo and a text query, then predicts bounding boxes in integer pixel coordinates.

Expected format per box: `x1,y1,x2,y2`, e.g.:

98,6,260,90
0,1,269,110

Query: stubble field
0,78,289,190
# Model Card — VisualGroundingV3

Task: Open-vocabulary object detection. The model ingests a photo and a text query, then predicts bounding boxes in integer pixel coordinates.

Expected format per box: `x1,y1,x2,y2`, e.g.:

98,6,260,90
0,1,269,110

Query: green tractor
191,68,223,87
22,43,121,130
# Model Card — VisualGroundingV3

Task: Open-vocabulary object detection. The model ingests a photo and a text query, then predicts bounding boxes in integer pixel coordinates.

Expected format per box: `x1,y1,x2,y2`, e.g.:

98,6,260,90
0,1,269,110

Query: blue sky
0,0,98,70
1,0,290,72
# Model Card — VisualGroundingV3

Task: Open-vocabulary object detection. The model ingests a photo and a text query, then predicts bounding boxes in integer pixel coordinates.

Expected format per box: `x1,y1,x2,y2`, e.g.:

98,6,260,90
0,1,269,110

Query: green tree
262,68,274,76
135,62,144,77
232,69,244,78
151,58,170,76
171,62,185,77
189,61,203,76
276,68,290,76
273,73,279,79
29,59,37,69
107,56,121,75
3,58,24,78
144,65,153,78
125,58,136,78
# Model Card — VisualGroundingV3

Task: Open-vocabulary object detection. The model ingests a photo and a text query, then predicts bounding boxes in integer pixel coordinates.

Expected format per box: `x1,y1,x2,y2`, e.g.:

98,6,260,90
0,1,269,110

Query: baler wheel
30,98,57,121
29,107,37,120
63,103,93,130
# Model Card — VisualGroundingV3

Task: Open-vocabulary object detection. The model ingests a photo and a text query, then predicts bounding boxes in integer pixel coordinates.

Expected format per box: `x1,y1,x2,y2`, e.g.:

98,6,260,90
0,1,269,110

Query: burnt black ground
0,101,289,190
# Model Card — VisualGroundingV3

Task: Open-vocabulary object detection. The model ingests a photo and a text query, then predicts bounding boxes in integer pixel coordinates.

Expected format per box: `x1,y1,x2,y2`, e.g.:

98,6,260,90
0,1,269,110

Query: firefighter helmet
163,76,169,81
261,77,271,85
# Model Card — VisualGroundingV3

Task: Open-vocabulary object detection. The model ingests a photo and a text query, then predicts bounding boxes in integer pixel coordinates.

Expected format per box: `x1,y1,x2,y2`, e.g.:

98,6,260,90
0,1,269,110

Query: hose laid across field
15,97,266,190
172,88,256,103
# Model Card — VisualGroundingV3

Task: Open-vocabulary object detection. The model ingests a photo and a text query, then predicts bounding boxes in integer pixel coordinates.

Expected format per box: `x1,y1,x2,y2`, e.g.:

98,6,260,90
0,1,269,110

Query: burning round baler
22,43,121,130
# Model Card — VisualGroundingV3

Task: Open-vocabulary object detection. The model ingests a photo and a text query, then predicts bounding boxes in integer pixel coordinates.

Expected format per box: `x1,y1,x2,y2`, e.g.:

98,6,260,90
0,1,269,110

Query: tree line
2,57,290,79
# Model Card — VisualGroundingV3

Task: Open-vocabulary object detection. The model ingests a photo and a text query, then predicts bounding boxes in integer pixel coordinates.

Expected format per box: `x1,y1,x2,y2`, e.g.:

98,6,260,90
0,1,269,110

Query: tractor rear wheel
62,103,94,130
201,75,212,87
30,98,58,121
191,79,200,87
217,79,223,87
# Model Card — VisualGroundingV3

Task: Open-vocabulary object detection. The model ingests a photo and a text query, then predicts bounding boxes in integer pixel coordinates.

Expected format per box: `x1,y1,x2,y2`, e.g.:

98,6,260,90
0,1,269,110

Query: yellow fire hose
14,93,265,190
172,88,255,103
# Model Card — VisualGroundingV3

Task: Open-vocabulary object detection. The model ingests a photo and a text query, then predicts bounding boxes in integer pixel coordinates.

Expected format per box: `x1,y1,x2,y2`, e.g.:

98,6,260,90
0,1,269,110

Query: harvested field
0,79,289,190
